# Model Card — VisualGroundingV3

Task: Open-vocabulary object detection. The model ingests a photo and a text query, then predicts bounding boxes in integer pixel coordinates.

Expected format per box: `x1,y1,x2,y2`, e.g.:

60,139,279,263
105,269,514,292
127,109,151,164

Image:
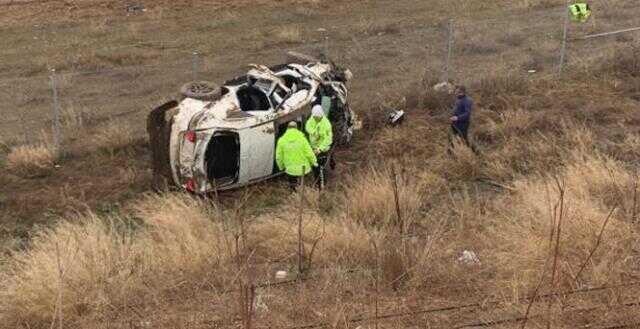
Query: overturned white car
147,54,355,193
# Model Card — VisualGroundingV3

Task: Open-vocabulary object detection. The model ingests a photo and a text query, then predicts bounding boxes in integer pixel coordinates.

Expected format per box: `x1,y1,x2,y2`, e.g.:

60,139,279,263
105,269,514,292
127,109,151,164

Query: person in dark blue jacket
450,85,473,148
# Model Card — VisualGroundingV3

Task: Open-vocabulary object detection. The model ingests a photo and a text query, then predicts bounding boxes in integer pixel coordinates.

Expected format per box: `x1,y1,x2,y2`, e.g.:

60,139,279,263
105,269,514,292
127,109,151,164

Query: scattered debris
126,4,146,13
457,250,480,265
387,109,405,126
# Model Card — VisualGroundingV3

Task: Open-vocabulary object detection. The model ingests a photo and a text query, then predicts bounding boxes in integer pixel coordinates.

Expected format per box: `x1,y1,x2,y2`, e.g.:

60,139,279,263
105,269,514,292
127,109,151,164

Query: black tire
180,81,222,101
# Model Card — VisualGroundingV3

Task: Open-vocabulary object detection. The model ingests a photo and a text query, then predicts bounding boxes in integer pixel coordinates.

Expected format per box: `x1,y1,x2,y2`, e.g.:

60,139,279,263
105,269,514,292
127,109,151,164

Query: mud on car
147,53,355,193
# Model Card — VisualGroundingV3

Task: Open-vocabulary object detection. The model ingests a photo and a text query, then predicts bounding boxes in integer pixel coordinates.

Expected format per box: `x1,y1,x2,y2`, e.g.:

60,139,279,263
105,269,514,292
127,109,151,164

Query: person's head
455,85,467,98
288,121,298,129
312,105,324,122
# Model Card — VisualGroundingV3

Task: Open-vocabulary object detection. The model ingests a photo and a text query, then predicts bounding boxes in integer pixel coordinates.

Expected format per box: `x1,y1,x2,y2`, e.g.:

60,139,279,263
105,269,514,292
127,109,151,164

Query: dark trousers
287,174,300,191
313,152,336,189
451,124,470,146
449,123,478,154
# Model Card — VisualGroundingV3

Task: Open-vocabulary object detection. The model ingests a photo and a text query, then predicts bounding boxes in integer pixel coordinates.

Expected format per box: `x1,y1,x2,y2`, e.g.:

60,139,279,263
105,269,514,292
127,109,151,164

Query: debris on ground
457,250,480,265
275,270,288,279
126,4,146,13
387,109,405,126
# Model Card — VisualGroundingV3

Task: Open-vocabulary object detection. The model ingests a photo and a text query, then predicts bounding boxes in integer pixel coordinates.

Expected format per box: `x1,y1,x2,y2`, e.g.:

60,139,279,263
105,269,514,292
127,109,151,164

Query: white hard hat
288,121,298,128
312,105,324,118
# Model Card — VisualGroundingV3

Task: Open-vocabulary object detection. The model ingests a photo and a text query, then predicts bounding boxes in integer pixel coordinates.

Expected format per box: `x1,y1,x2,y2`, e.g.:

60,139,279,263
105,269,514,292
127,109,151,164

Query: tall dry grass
342,167,424,228
483,153,636,294
5,144,56,178
0,193,233,327
92,120,136,155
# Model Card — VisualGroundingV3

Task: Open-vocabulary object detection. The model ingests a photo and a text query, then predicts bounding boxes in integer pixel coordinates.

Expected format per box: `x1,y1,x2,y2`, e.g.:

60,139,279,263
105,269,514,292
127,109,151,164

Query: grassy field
1,0,640,328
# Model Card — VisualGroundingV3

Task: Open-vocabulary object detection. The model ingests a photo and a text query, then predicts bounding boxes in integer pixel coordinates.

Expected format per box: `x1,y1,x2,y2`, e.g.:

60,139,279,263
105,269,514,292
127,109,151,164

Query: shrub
6,144,56,178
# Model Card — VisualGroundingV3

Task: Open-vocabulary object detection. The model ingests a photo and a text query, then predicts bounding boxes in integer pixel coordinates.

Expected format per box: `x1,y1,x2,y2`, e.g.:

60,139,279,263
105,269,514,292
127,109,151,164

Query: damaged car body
147,53,355,193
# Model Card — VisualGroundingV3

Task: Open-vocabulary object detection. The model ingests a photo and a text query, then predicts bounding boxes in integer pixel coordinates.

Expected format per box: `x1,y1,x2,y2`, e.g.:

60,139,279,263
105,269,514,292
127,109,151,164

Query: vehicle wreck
147,53,355,193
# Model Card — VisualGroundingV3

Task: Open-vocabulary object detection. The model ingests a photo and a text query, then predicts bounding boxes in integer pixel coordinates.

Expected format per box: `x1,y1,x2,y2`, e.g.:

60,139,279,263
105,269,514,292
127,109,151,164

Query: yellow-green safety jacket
276,127,318,176
305,116,333,153
569,3,591,23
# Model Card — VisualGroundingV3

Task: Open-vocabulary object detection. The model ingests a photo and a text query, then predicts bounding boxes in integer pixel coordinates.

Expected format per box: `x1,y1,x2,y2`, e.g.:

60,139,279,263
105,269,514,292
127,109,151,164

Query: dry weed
1,214,139,326
250,211,375,268
93,120,136,154
275,26,302,44
6,144,56,178
484,154,635,295
0,193,233,327
342,167,423,228
443,139,481,180
61,105,87,128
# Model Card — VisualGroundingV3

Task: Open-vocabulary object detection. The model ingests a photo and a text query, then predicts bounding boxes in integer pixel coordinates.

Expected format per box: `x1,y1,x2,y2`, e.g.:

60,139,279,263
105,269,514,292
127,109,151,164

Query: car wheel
180,81,222,101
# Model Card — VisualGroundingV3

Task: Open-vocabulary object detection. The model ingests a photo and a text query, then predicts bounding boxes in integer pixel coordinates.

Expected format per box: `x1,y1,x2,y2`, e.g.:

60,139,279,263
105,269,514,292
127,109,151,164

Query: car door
237,123,276,183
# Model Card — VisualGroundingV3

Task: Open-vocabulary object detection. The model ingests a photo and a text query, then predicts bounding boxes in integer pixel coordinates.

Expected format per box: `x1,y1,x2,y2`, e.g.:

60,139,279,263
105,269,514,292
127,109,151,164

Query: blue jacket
452,95,473,129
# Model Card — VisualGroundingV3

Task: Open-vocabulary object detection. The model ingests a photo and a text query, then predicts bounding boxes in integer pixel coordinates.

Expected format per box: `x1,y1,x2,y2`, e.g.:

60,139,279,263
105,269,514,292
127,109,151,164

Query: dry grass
5,144,56,178
484,154,635,293
274,26,302,44
0,193,234,327
342,167,423,228
92,120,136,155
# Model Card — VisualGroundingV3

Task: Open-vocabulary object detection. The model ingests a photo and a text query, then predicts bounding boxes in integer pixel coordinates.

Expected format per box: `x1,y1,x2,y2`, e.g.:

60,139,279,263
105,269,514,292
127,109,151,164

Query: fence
1,1,639,152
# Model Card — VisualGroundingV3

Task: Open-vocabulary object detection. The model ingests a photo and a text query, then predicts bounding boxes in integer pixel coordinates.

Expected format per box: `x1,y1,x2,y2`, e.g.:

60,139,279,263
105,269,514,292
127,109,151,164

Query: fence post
443,19,454,83
324,36,330,59
558,1,570,75
192,51,199,81
49,69,61,155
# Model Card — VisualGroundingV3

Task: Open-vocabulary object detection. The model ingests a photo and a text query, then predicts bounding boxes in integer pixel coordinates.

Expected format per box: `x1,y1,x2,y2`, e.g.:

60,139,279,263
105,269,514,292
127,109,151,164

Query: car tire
180,81,222,101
